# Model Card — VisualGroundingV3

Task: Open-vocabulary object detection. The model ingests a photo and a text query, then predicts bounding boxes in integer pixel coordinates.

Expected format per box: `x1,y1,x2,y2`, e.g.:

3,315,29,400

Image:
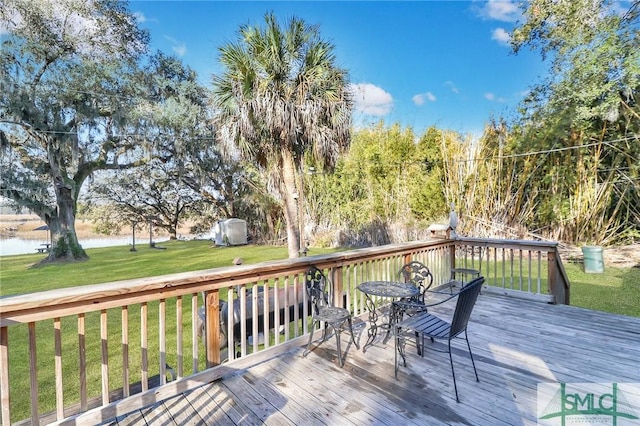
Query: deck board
97,293,639,426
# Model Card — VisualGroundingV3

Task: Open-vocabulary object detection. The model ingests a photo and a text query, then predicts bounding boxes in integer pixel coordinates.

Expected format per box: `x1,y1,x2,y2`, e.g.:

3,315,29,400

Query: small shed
212,218,248,246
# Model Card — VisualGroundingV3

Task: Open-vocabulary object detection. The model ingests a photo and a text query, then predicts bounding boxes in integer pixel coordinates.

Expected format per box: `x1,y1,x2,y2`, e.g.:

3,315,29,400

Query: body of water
0,236,170,257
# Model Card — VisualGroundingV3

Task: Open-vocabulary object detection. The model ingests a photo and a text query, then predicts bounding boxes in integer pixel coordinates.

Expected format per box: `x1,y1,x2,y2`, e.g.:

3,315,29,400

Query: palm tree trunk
281,150,301,258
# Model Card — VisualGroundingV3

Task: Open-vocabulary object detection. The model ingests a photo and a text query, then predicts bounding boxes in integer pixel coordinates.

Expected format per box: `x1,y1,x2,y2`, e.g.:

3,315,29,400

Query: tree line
1,0,637,263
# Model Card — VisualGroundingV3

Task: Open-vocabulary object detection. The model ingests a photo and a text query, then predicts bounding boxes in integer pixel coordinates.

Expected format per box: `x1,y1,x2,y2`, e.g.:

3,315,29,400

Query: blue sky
130,0,547,136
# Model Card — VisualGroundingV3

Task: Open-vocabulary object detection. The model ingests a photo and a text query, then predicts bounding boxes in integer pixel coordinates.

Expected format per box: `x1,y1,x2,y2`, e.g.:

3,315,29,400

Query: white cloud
484,92,506,103
475,0,521,22
412,92,437,106
445,81,460,94
133,12,147,23
164,35,187,56
349,83,393,116
491,27,511,46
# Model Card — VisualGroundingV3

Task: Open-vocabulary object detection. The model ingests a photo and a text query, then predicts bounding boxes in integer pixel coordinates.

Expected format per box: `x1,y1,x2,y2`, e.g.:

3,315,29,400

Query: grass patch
562,262,640,317
0,240,340,295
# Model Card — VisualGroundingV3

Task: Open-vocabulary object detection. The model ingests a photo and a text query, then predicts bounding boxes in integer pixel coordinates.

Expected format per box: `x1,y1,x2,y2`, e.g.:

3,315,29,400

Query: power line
453,136,638,163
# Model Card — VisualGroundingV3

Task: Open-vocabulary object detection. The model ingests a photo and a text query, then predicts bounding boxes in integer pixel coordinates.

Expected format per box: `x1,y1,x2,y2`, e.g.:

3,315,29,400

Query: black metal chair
398,261,434,304
391,261,435,349
394,277,484,402
302,266,359,367
450,245,486,291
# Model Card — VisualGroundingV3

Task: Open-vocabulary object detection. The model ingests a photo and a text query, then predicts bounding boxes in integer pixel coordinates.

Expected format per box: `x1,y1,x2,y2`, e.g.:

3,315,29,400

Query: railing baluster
28,322,38,424
100,310,109,405
251,286,259,353
159,299,166,385
191,294,198,374
486,246,490,283
293,275,301,337
519,250,523,291
283,277,290,341
54,318,63,420
493,247,497,287
227,288,236,361
273,279,281,344
509,249,515,289
0,326,9,426
78,313,87,411
262,282,270,348
176,296,183,379
238,286,247,358
528,251,532,293
141,302,148,391
122,306,129,398
537,251,542,295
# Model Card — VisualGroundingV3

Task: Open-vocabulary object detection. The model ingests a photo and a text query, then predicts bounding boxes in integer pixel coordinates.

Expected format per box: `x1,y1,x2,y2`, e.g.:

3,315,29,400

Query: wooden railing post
205,290,221,367
449,241,456,278
547,250,570,304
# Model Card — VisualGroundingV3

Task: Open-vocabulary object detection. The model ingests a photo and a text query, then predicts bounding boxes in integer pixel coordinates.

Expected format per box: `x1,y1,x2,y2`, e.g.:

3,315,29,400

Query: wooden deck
69,293,640,426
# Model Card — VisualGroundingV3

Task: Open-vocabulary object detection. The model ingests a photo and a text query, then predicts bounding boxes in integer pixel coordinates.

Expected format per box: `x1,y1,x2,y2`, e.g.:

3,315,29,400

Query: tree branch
0,186,56,220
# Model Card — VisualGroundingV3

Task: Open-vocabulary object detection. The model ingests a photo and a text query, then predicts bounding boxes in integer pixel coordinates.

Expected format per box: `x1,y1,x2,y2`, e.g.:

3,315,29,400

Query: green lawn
0,240,342,295
561,261,640,317
0,240,637,421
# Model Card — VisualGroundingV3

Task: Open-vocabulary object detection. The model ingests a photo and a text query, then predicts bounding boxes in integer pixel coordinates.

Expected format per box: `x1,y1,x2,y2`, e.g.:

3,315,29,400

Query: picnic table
36,243,51,253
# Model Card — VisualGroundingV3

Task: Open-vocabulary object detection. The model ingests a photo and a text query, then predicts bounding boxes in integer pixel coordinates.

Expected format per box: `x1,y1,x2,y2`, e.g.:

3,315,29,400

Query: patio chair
391,261,435,348
394,276,484,402
303,266,359,367
398,261,434,304
450,245,486,291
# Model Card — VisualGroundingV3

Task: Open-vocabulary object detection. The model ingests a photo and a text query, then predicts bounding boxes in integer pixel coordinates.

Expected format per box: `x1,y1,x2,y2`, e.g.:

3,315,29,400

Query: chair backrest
305,266,330,314
449,277,484,338
398,261,433,302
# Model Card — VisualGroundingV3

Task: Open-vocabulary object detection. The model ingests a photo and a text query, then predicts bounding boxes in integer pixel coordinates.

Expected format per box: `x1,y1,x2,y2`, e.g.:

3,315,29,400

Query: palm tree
212,12,352,258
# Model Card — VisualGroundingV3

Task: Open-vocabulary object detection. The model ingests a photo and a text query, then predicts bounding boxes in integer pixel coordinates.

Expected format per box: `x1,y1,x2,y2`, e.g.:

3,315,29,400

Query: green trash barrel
582,246,604,273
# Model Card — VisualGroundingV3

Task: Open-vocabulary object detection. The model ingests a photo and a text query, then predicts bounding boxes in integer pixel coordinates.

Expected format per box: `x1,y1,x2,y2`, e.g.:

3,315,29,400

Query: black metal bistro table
357,281,419,352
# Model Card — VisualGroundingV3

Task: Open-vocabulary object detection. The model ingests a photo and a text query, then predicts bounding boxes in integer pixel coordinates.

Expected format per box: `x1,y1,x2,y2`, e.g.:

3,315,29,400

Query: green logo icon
538,383,639,425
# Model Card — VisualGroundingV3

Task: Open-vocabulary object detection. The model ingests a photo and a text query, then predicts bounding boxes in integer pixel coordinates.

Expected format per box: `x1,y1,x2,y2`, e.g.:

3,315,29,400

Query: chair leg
321,322,330,342
394,332,405,378
347,317,359,349
415,331,423,356
448,339,460,403
465,329,479,382
303,320,318,357
394,334,399,378
334,327,344,367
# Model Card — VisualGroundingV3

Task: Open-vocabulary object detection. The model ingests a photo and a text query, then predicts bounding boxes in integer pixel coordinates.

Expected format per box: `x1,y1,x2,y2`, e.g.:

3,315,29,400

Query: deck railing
0,238,568,425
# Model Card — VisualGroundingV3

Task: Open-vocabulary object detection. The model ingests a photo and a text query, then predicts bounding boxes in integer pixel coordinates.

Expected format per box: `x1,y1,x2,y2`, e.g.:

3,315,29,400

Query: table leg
362,294,378,353
395,325,408,370
383,303,402,344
